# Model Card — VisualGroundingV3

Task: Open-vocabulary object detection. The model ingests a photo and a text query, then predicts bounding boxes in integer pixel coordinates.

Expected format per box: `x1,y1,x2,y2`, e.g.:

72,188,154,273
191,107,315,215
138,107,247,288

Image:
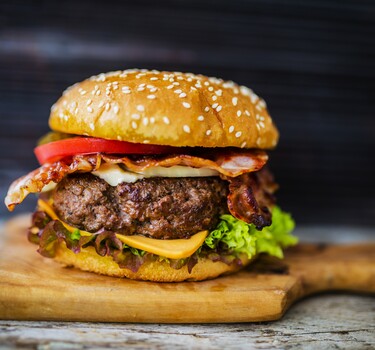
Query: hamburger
5,69,297,282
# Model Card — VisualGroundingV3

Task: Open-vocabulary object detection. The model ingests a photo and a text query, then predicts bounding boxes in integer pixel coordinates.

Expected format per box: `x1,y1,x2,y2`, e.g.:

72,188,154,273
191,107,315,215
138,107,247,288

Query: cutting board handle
284,243,375,297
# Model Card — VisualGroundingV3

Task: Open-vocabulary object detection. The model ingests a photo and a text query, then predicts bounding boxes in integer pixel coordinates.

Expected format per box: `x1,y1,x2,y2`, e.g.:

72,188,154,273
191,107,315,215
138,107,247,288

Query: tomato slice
34,137,182,164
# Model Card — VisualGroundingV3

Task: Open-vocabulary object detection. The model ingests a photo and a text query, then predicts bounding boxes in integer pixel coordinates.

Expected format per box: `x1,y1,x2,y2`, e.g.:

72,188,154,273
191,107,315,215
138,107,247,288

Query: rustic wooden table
0,224,374,349
0,295,374,349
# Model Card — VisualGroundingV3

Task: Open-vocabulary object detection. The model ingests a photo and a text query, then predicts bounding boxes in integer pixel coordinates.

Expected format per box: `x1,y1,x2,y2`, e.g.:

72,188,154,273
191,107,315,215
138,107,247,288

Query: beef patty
52,173,229,239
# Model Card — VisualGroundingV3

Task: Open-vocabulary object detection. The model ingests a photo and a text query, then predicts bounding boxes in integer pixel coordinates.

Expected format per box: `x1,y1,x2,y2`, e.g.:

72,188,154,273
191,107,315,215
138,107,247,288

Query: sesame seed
259,121,265,128
150,117,156,124
256,124,261,130
150,77,158,81
212,103,219,109
187,78,193,82
167,85,174,89
98,101,104,108
229,125,235,133
256,105,262,111
150,87,157,93
74,108,79,114
206,129,212,136
95,90,101,96
86,99,92,106
183,125,191,133
105,103,110,111
235,131,242,138
113,85,119,90
182,102,191,109
216,105,222,112
71,101,77,109
97,73,106,82
212,95,217,101
89,122,95,130
173,82,180,86
174,89,182,94
87,106,93,113
117,135,123,141
208,87,214,92
197,115,204,121
204,81,210,86
195,83,202,88
147,94,156,99
80,90,87,95
250,92,259,104
237,110,242,117
113,105,119,114
204,106,210,112
137,105,145,112
163,116,170,125
215,89,222,96
132,121,138,129
232,97,238,106
179,92,187,98
143,117,149,126
241,141,247,148
131,114,140,120
245,110,250,116
143,140,150,144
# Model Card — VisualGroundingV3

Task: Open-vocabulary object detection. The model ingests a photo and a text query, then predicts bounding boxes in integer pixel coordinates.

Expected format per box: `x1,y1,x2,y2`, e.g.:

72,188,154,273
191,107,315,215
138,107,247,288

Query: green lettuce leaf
204,206,297,259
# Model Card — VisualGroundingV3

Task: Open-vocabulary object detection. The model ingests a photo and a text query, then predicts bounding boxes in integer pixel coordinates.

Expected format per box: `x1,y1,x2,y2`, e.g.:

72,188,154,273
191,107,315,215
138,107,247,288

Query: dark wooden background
0,0,374,228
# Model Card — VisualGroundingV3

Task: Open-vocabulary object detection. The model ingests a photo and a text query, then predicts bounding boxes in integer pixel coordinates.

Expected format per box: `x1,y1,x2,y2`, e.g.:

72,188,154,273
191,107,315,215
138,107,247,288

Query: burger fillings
5,69,297,282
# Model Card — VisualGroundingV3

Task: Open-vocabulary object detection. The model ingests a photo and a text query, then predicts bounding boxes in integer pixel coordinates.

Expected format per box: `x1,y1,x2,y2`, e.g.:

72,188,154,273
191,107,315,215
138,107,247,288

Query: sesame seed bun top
49,69,279,149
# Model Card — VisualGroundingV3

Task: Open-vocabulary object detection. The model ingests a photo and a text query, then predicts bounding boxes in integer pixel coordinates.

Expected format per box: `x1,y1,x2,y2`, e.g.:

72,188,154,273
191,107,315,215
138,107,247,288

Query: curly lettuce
204,206,297,259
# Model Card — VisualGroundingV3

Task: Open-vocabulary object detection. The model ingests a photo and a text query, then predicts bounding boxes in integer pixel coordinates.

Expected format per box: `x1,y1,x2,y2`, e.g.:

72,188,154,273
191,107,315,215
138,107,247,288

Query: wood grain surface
1,215,374,323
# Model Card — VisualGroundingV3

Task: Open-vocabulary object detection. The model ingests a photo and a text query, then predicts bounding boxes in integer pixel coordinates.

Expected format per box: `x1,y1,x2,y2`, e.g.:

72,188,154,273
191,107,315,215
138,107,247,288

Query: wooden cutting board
0,215,374,323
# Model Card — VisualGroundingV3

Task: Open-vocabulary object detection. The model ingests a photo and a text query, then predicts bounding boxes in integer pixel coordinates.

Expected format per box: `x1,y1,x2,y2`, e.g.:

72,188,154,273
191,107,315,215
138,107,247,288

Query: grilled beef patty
52,173,228,239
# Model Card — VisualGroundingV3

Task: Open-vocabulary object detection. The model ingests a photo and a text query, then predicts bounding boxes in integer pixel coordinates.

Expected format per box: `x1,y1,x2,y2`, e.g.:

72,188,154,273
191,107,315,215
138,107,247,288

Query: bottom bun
54,243,253,282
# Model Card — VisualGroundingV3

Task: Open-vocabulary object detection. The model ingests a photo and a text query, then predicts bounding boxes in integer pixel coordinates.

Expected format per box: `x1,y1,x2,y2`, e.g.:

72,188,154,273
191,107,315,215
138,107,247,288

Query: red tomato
34,137,182,164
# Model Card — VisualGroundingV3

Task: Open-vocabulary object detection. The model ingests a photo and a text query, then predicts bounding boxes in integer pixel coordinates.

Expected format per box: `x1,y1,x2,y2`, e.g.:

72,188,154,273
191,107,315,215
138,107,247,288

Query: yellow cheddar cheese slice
37,199,208,259
115,230,208,259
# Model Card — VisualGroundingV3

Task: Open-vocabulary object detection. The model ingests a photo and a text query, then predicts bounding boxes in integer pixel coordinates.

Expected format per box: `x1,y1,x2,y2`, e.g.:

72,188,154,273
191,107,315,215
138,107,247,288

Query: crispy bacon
224,168,277,228
5,150,268,211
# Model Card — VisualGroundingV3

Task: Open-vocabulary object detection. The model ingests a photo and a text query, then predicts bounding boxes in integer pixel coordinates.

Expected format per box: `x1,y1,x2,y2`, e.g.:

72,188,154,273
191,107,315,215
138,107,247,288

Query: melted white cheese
92,163,219,186
41,182,57,193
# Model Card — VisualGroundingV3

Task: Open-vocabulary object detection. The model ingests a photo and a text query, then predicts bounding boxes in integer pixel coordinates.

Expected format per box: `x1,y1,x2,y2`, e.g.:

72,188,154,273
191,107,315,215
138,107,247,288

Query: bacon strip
5,150,267,211
224,168,277,228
